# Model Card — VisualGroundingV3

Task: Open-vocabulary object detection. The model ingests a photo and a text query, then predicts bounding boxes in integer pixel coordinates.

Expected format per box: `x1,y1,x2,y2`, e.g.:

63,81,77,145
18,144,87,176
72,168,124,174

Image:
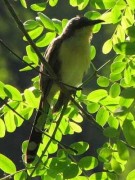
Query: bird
26,16,103,163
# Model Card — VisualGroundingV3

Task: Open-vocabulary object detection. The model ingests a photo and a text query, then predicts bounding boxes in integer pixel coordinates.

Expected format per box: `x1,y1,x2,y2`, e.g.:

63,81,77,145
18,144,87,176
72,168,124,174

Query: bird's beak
88,19,104,25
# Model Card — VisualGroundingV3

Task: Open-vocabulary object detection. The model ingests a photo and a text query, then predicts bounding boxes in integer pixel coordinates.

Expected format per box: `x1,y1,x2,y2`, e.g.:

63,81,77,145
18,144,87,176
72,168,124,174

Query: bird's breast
58,37,91,87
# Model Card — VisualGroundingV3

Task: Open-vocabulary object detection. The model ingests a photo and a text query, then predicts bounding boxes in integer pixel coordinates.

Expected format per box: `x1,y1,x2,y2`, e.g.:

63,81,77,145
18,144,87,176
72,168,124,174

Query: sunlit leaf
87,89,108,103
23,20,39,30
117,140,129,160
30,3,46,11
79,156,98,170
26,45,38,64
111,61,126,74
102,39,112,54
87,102,100,114
4,85,22,101
20,0,27,8
123,120,135,147
96,107,109,126
70,141,89,155
0,119,5,137
127,169,135,180
36,32,56,47
14,171,27,180
109,83,121,98
0,154,16,174
89,172,117,180
49,0,58,7
38,13,55,30
97,76,110,87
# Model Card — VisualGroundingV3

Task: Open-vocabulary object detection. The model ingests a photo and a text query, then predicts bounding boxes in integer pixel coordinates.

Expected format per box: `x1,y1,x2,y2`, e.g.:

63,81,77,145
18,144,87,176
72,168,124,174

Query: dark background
0,0,113,179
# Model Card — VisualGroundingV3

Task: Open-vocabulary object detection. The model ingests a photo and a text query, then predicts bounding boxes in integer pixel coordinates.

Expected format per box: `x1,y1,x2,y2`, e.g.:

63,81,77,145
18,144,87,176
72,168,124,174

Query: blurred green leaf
127,169,135,180
103,127,118,138
114,42,135,55
85,11,101,19
38,13,55,30
0,119,5,137
110,157,123,173
117,140,129,160
14,171,27,180
23,20,39,30
36,32,56,47
26,45,38,64
30,3,46,11
49,0,58,7
79,156,98,170
24,89,40,108
0,154,16,174
110,72,122,82
123,120,135,147
87,89,108,102
124,67,131,85
70,141,89,155
121,87,135,98
89,172,117,180
87,102,100,113
70,0,89,10
63,163,80,179
23,26,44,41
98,147,112,162
20,0,27,8
111,61,126,74
90,45,96,60
108,115,119,129
0,81,6,99
4,85,22,101
126,0,135,9
97,76,110,87
96,107,109,126
102,39,112,54
109,83,121,98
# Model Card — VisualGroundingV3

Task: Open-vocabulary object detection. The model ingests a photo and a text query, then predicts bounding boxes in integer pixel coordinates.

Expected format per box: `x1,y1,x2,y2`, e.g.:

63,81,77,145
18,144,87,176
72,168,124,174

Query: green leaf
96,107,109,127
110,157,123,173
38,13,55,30
52,19,62,34
63,163,80,179
23,20,39,30
79,156,98,170
14,171,27,180
90,0,120,9
24,89,40,108
123,120,135,147
70,0,89,10
89,172,117,180
111,61,126,74
121,87,135,99
30,3,46,11
126,0,135,9
20,0,27,8
108,115,119,129
127,25,135,39
36,32,56,47
97,76,110,87
114,42,135,55
85,11,101,20
103,127,119,138
4,85,22,101
117,140,129,160
0,81,6,99
102,39,112,54
87,89,108,103
127,169,135,180
26,45,38,64
0,154,16,174
4,111,16,132
0,119,5,137
49,0,58,7
23,26,44,41
110,73,122,82
70,141,89,155
98,147,112,162
87,102,100,114
124,67,131,85
109,83,121,98
90,45,96,60
69,122,82,133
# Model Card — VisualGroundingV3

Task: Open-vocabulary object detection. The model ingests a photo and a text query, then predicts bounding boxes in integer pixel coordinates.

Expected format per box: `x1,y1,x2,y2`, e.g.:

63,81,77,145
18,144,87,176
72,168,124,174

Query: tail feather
26,100,50,163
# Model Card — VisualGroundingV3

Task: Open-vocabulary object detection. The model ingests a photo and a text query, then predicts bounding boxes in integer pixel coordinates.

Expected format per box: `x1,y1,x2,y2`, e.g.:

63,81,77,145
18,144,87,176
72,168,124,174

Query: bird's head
62,16,104,39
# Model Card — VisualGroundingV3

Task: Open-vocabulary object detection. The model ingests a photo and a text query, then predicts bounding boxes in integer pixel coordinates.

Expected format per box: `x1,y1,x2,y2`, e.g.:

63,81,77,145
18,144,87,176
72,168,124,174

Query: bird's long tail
26,98,50,163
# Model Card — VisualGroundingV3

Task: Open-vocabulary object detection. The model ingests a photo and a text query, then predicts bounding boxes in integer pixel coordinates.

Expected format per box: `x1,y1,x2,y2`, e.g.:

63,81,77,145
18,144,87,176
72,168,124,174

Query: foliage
1,0,135,179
